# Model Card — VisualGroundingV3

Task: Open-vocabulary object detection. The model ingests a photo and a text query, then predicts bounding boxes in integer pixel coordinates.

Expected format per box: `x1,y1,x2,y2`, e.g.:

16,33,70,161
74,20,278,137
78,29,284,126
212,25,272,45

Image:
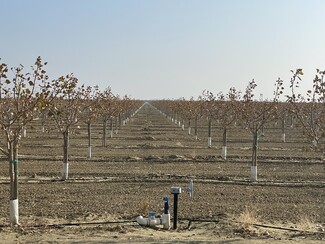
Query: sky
1,0,325,100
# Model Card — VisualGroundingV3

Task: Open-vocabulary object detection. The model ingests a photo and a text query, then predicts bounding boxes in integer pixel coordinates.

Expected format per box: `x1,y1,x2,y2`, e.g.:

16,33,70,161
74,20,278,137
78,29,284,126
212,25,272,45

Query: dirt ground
0,102,324,243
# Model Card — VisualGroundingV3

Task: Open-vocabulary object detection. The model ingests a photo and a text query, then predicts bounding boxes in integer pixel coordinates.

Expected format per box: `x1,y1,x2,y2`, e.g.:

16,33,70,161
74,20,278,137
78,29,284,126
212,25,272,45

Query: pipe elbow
136,216,162,227
136,216,148,226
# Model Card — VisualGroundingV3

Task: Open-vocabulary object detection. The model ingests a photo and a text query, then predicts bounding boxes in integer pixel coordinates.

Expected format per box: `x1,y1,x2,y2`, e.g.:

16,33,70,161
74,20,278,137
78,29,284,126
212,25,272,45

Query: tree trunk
290,115,295,128
23,127,27,138
188,119,191,135
221,127,227,160
261,125,265,136
194,115,198,140
115,116,119,134
281,118,286,142
41,113,47,133
102,119,107,147
87,123,92,159
9,141,19,225
42,121,45,133
123,111,127,125
110,117,113,138
62,131,69,180
251,130,258,181
208,117,212,148
118,114,122,130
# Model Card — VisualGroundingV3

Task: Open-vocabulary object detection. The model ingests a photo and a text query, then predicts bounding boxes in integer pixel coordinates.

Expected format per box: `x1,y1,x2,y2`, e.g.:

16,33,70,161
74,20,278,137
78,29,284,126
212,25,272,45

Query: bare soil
0,103,324,243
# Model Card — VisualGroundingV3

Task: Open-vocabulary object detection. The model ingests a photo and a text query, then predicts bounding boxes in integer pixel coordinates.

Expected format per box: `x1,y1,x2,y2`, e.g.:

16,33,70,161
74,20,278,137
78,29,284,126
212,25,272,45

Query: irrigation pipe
179,217,324,234
1,175,324,189
250,223,309,232
47,220,137,227
43,220,137,228
1,218,324,236
0,220,138,229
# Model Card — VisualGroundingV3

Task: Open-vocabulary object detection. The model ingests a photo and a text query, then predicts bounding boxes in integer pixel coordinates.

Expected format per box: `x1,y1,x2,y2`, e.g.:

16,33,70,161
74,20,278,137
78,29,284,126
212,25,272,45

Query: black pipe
173,193,179,229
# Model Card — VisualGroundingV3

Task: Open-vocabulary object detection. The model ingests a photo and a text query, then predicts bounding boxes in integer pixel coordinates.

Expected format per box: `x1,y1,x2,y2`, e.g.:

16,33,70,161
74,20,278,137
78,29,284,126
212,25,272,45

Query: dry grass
175,141,183,147
189,149,197,158
237,206,259,230
296,214,316,231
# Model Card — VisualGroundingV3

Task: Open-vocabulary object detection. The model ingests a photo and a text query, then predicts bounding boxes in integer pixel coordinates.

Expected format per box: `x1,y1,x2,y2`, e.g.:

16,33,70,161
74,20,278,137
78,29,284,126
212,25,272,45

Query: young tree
276,102,291,143
173,99,183,129
216,87,240,159
287,69,325,154
82,86,100,159
240,78,282,181
201,90,217,148
0,57,53,225
191,99,205,140
178,97,197,135
120,95,133,126
98,87,119,147
48,75,96,180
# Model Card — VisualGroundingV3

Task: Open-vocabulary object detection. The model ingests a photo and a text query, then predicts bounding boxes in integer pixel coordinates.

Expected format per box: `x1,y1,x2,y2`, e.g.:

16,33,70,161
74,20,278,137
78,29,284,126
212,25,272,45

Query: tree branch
0,146,9,157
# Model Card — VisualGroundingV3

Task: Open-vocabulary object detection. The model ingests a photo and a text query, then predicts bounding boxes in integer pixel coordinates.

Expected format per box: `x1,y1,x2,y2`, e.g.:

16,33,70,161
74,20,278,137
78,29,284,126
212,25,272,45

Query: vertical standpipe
163,196,171,229
171,187,182,229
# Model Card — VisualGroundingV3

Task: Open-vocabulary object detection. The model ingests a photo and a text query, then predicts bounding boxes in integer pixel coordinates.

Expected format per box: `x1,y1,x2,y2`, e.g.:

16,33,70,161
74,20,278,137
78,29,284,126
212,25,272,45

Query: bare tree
178,97,196,135
287,69,325,156
0,57,54,225
98,87,119,147
201,90,217,148
216,87,240,159
240,78,282,181
48,75,96,180
190,98,205,140
82,86,100,159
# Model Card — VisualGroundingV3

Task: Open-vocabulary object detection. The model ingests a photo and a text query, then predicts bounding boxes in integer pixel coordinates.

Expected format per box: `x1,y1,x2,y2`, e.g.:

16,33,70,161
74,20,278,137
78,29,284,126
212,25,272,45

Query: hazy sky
1,0,324,100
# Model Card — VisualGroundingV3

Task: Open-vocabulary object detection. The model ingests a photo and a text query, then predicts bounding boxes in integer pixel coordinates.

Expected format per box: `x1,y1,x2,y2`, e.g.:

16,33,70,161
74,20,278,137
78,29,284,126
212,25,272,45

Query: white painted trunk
182,124,185,130
195,135,198,140
87,146,92,159
62,163,69,180
178,121,181,127
42,126,45,133
188,127,191,135
23,128,27,138
251,166,257,182
208,137,212,147
281,133,286,143
123,120,126,126
174,119,177,125
110,130,113,138
10,199,19,225
221,146,227,160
